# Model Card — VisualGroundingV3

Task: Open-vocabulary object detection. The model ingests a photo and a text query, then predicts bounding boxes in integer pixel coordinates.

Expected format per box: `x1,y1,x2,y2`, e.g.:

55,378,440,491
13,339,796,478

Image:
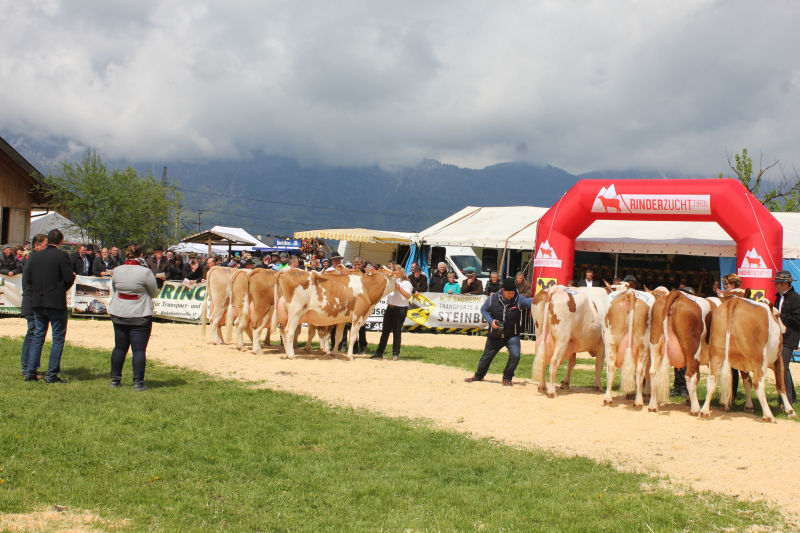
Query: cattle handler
775,270,800,408
465,277,533,386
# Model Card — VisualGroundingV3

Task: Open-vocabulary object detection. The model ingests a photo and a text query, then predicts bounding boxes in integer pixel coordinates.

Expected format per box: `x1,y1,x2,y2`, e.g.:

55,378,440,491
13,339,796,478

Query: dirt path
5,317,800,517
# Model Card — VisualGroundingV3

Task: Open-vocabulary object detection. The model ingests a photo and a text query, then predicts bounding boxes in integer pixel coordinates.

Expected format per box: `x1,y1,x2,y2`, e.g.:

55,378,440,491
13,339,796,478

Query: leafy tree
719,148,800,211
37,149,185,248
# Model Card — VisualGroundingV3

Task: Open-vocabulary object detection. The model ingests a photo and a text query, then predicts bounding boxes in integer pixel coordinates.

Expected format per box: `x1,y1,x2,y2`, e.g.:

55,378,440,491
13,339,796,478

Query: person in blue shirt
465,277,533,386
443,271,461,294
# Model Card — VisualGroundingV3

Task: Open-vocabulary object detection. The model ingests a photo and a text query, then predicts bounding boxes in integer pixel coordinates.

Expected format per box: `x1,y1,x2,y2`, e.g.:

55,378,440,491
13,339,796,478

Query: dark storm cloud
1,0,799,173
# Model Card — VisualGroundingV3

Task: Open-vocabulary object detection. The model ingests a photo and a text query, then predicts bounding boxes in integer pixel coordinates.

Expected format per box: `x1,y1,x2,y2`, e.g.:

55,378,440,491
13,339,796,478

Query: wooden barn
0,135,52,246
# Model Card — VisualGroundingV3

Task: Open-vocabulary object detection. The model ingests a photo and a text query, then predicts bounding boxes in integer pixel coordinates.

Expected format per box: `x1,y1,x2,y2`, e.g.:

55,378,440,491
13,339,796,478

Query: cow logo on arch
590,183,711,215
737,248,772,279
534,240,562,268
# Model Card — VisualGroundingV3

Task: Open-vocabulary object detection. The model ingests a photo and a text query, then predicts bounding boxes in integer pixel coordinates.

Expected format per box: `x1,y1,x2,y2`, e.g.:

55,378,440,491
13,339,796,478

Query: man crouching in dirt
465,277,533,387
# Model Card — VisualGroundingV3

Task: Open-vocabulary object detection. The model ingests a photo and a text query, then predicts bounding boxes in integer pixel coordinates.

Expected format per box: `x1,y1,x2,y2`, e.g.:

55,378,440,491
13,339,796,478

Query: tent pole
207,237,212,257
614,253,619,280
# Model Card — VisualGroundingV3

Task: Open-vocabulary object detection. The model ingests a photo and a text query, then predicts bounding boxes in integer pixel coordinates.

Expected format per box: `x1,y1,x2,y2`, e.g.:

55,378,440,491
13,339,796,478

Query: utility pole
175,205,181,239
196,210,202,233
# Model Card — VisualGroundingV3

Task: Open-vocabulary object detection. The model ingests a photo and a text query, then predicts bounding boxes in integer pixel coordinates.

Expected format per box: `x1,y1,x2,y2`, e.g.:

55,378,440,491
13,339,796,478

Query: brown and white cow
199,266,235,345
272,268,396,360
703,297,797,422
227,268,255,350
648,290,716,414
602,289,655,407
532,286,610,397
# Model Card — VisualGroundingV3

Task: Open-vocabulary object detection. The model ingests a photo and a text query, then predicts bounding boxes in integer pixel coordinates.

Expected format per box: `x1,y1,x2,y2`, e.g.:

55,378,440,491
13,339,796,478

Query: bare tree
719,148,800,211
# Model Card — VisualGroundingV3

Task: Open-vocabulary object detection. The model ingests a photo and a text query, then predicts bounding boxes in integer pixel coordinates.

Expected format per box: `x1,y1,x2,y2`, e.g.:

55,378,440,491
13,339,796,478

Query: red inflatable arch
533,179,783,297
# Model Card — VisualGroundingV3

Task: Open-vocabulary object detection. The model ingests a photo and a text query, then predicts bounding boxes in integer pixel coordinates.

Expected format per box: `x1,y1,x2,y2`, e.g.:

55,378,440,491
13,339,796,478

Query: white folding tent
416,206,800,258
29,212,88,244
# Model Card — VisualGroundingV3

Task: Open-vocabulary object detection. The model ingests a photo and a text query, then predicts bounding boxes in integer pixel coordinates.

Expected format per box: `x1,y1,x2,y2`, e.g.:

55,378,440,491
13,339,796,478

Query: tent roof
416,206,800,258
29,212,87,244
294,228,412,244
181,226,270,249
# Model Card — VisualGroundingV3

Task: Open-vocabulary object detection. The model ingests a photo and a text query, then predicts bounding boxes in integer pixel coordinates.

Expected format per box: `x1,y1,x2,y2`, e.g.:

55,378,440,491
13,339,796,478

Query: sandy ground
5,318,800,519
0,506,128,532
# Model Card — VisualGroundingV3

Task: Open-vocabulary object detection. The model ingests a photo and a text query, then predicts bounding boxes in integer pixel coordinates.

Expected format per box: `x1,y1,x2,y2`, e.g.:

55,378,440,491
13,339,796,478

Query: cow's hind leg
303,325,316,354
560,354,576,390
546,341,570,398
634,346,646,408
686,360,702,416
741,371,754,413
753,374,776,423
593,343,606,392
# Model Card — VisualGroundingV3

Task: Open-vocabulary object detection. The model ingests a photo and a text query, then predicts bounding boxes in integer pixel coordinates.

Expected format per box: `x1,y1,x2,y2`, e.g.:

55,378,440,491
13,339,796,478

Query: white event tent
414,206,800,259
174,226,271,255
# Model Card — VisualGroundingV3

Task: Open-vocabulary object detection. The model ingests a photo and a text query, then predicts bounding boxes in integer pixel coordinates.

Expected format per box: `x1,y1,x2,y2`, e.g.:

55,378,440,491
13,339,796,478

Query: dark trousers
376,305,406,356
111,321,153,382
474,335,521,382
27,307,69,379
782,345,797,405
332,324,368,351
673,367,687,392
21,314,36,372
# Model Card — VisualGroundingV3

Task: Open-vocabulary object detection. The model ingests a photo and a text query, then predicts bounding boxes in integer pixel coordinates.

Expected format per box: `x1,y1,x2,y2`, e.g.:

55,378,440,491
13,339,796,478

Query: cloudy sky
1,0,799,174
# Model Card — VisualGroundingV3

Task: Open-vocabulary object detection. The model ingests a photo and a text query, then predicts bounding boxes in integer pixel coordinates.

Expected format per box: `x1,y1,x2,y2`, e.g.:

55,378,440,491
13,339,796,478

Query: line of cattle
532,284,796,423
197,264,795,423
199,264,397,360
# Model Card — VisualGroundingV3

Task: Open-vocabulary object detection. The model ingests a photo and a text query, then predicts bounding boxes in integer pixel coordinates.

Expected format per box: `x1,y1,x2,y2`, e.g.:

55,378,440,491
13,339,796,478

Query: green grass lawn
0,337,788,532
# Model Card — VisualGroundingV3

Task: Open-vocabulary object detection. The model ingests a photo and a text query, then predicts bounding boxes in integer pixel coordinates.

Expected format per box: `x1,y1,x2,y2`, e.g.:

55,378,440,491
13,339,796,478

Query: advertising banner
365,293,489,332
0,273,23,315
152,281,207,323
70,276,113,317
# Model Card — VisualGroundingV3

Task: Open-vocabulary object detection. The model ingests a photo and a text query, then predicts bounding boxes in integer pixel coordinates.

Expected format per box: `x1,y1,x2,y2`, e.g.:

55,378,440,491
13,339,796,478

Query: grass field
0,337,788,532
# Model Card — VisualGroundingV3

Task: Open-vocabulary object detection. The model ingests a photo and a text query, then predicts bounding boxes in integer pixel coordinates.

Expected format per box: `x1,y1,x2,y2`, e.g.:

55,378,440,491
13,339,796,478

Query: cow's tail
225,273,236,344
718,300,737,407
200,272,209,339
620,291,637,394
532,291,551,382
656,291,680,400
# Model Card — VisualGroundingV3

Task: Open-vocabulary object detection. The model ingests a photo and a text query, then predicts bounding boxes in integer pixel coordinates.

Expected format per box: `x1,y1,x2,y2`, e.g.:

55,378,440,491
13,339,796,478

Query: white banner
0,273,22,315
152,281,207,323
366,292,490,331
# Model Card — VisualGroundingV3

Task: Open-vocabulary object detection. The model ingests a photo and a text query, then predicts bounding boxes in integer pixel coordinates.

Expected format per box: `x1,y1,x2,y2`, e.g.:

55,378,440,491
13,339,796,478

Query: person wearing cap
321,257,331,271
409,264,428,295
277,252,290,270
461,267,483,295
0,244,22,276
326,252,343,271
466,277,533,386
775,270,800,407
268,252,282,271
622,274,640,290
147,246,170,288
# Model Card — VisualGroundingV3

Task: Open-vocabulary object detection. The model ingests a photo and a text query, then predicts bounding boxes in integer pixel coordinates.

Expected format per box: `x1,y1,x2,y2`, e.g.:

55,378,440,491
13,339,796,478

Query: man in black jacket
24,229,76,383
20,233,48,376
409,265,428,295
428,262,448,293
465,277,533,386
484,272,502,295
147,246,170,288
70,244,90,276
0,244,21,275
576,269,597,287
92,247,115,277
775,270,800,407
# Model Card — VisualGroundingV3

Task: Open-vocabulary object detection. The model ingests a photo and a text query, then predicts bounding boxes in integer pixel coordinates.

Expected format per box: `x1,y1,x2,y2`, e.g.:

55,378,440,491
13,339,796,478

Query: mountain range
5,132,703,238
